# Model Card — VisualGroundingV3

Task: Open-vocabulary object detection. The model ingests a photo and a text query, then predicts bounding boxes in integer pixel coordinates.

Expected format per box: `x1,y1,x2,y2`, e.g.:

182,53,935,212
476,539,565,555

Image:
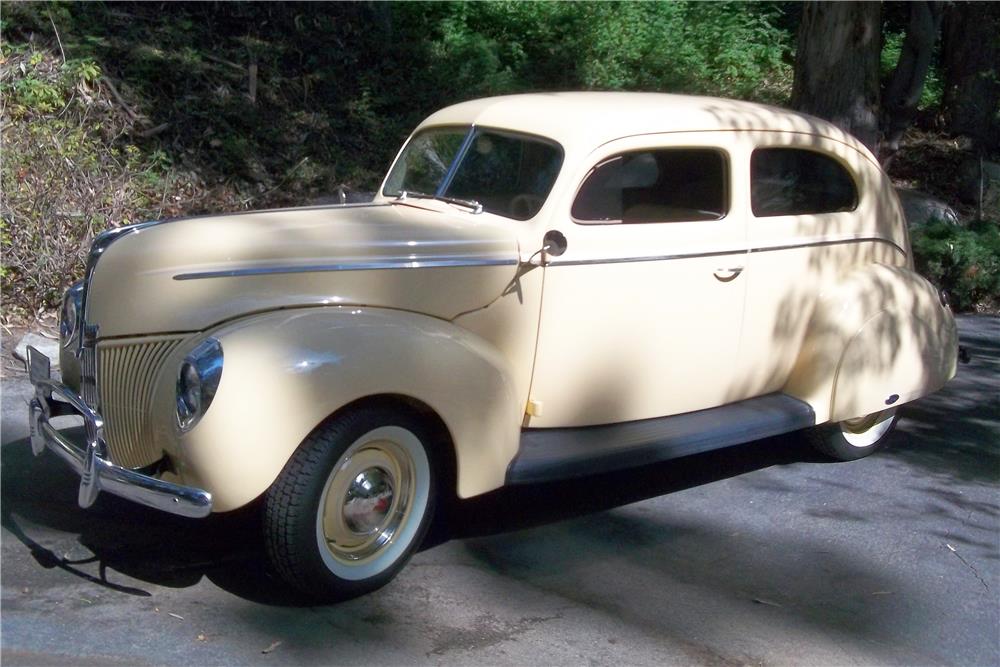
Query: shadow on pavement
2,428,823,607
436,433,826,542
456,510,913,661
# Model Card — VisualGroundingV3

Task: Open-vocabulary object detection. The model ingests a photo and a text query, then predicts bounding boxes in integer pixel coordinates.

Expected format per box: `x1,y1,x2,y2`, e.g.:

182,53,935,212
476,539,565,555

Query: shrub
911,219,1000,312
0,47,239,320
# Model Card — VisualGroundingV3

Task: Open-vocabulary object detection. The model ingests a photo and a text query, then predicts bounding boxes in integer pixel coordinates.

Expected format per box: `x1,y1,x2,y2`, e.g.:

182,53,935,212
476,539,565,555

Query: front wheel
264,407,436,601
807,407,899,461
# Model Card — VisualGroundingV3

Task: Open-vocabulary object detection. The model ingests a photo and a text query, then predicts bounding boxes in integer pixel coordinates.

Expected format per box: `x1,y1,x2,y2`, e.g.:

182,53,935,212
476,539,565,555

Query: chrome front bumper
26,346,212,518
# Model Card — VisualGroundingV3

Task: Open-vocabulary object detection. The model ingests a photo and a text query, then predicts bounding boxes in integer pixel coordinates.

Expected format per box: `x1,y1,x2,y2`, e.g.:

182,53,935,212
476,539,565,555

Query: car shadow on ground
1,428,826,607
883,319,1000,487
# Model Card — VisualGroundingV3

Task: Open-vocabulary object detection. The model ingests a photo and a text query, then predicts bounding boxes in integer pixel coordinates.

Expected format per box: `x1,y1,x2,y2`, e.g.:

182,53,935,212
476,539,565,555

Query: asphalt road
2,316,997,666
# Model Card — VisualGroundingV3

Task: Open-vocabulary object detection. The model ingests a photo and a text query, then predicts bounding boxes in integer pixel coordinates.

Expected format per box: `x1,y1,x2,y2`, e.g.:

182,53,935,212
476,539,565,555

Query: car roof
419,92,870,158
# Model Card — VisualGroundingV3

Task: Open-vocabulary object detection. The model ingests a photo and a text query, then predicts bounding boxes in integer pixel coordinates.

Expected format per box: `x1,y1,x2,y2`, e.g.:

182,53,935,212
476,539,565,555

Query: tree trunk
941,3,1000,153
881,2,944,159
791,2,882,153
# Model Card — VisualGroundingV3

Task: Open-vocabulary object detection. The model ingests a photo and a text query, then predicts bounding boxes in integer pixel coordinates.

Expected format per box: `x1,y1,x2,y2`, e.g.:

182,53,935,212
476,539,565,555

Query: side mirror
524,230,568,266
542,230,567,257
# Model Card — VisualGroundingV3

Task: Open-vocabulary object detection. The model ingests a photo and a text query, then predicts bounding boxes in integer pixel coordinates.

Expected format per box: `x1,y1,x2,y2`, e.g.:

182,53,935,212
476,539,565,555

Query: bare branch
135,122,171,139
48,12,66,64
100,76,140,122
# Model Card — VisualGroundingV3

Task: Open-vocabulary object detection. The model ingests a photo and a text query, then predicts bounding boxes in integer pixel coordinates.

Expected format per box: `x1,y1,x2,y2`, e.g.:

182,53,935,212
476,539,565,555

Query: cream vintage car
28,92,958,601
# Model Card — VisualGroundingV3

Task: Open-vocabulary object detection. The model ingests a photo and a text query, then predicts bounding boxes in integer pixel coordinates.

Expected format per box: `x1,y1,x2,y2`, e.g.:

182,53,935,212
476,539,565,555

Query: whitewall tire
808,408,899,461
265,407,437,601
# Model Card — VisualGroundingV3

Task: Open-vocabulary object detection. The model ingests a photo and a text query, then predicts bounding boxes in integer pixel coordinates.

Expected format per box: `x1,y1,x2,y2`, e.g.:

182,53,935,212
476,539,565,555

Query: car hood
86,202,520,337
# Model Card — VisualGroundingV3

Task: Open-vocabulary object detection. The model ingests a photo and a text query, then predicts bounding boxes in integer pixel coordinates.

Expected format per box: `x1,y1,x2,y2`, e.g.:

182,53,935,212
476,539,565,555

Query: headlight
176,338,224,432
60,282,83,348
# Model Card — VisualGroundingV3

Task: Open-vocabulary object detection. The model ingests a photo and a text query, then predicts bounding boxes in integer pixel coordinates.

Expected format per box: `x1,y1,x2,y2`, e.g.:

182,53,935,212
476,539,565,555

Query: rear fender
784,265,958,424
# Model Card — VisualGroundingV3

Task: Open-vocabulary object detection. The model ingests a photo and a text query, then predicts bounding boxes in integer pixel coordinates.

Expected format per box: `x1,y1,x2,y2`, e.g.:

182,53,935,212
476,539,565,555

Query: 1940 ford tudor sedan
28,92,958,600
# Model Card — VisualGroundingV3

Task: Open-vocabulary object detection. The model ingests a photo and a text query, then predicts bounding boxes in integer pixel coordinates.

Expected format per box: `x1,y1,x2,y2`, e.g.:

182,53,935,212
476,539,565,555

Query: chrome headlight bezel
176,338,224,433
60,282,84,349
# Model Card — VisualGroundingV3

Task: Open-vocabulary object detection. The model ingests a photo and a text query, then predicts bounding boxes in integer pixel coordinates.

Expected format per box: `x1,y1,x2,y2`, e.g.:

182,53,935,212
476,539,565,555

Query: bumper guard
26,346,212,518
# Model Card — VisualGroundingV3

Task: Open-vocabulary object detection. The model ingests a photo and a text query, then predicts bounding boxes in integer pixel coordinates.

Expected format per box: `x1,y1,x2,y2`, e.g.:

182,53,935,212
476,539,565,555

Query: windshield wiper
396,190,483,214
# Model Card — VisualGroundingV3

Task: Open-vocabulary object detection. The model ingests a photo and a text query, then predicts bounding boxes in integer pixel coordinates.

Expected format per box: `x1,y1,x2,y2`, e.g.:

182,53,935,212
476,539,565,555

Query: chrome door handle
713,267,744,282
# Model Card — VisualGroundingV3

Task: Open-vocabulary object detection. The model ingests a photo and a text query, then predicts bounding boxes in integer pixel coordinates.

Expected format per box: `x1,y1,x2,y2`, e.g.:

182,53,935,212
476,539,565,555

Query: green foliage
881,31,944,111
2,1,794,203
63,57,101,84
1,48,209,317
9,74,63,112
911,220,1000,311
2,1,993,318
0,0,898,320
415,2,793,102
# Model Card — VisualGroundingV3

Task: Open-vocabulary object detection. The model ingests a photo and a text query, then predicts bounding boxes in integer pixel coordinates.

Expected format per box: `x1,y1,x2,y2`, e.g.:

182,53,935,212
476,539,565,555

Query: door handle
713,266,744,282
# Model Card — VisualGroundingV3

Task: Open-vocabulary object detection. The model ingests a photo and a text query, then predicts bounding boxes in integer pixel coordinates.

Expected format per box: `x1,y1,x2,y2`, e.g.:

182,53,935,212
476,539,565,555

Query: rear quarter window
751,148,858,217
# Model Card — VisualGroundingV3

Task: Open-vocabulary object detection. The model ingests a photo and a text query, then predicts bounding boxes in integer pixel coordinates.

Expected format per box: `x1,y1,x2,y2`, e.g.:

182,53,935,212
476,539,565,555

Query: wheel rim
840,408,897,448
315,425,429,581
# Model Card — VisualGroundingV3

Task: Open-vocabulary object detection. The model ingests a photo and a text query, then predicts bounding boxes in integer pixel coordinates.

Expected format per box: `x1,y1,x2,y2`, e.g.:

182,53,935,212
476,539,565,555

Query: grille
96,337,185,469
79,345,99,409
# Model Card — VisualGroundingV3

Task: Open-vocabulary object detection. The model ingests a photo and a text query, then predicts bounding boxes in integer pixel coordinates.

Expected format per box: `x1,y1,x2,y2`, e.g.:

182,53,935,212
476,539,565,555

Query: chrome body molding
549,248,747,267
173,256,519,281
546,236,906,267
747,236,906,257
26,346,212,518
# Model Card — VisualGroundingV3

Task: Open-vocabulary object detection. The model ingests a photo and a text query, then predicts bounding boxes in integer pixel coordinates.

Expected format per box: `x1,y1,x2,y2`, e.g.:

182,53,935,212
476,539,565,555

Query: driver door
526,134,749,428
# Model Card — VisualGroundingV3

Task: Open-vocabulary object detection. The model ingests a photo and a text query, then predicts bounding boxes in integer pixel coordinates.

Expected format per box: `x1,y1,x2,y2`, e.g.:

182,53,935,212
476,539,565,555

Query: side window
572,149,728,224
751,148,858,217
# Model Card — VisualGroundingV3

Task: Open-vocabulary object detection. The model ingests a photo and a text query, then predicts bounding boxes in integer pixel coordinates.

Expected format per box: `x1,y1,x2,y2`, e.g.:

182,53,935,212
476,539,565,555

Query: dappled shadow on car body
698,102,945,422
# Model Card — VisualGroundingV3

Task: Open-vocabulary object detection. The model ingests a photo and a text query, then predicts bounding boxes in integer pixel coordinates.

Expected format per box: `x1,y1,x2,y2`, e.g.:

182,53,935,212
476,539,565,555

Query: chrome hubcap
321,438,415,565
343,467,394,534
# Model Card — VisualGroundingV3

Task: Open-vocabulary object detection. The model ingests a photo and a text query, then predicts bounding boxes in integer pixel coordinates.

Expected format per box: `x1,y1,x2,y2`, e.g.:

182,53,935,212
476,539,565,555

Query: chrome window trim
749,146,861,218
173,256,519,281
570,146,732,226
546,236,906,267
436,126,478,196
382,125,566,221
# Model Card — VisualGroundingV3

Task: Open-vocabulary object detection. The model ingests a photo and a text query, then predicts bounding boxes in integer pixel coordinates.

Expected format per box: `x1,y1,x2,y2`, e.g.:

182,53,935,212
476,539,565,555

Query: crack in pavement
945,543,991,591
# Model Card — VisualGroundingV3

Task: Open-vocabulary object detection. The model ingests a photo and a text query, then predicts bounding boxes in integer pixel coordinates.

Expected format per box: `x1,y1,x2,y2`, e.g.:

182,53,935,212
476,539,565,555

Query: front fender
784,265,958,424
152,307,521,512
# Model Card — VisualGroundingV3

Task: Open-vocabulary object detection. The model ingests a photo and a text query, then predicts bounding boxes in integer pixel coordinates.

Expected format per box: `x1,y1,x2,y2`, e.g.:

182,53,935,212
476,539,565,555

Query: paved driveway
2,316,997,666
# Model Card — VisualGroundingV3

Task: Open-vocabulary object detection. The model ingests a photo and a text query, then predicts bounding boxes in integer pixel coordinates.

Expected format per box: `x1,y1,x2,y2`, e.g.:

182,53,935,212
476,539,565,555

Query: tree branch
48,12,66,64
881,1,944,160
100,77,140,123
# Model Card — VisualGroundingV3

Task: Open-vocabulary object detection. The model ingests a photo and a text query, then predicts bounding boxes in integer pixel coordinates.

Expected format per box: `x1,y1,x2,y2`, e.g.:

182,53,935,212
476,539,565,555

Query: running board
507,393,816,485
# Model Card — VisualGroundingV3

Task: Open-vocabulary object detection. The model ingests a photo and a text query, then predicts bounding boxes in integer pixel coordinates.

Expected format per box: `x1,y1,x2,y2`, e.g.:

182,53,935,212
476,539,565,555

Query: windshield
383,126,563,220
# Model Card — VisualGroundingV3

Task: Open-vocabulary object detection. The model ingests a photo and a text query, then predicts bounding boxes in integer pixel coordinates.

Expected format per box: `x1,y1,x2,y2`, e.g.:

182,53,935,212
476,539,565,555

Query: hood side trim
173,256,518,281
